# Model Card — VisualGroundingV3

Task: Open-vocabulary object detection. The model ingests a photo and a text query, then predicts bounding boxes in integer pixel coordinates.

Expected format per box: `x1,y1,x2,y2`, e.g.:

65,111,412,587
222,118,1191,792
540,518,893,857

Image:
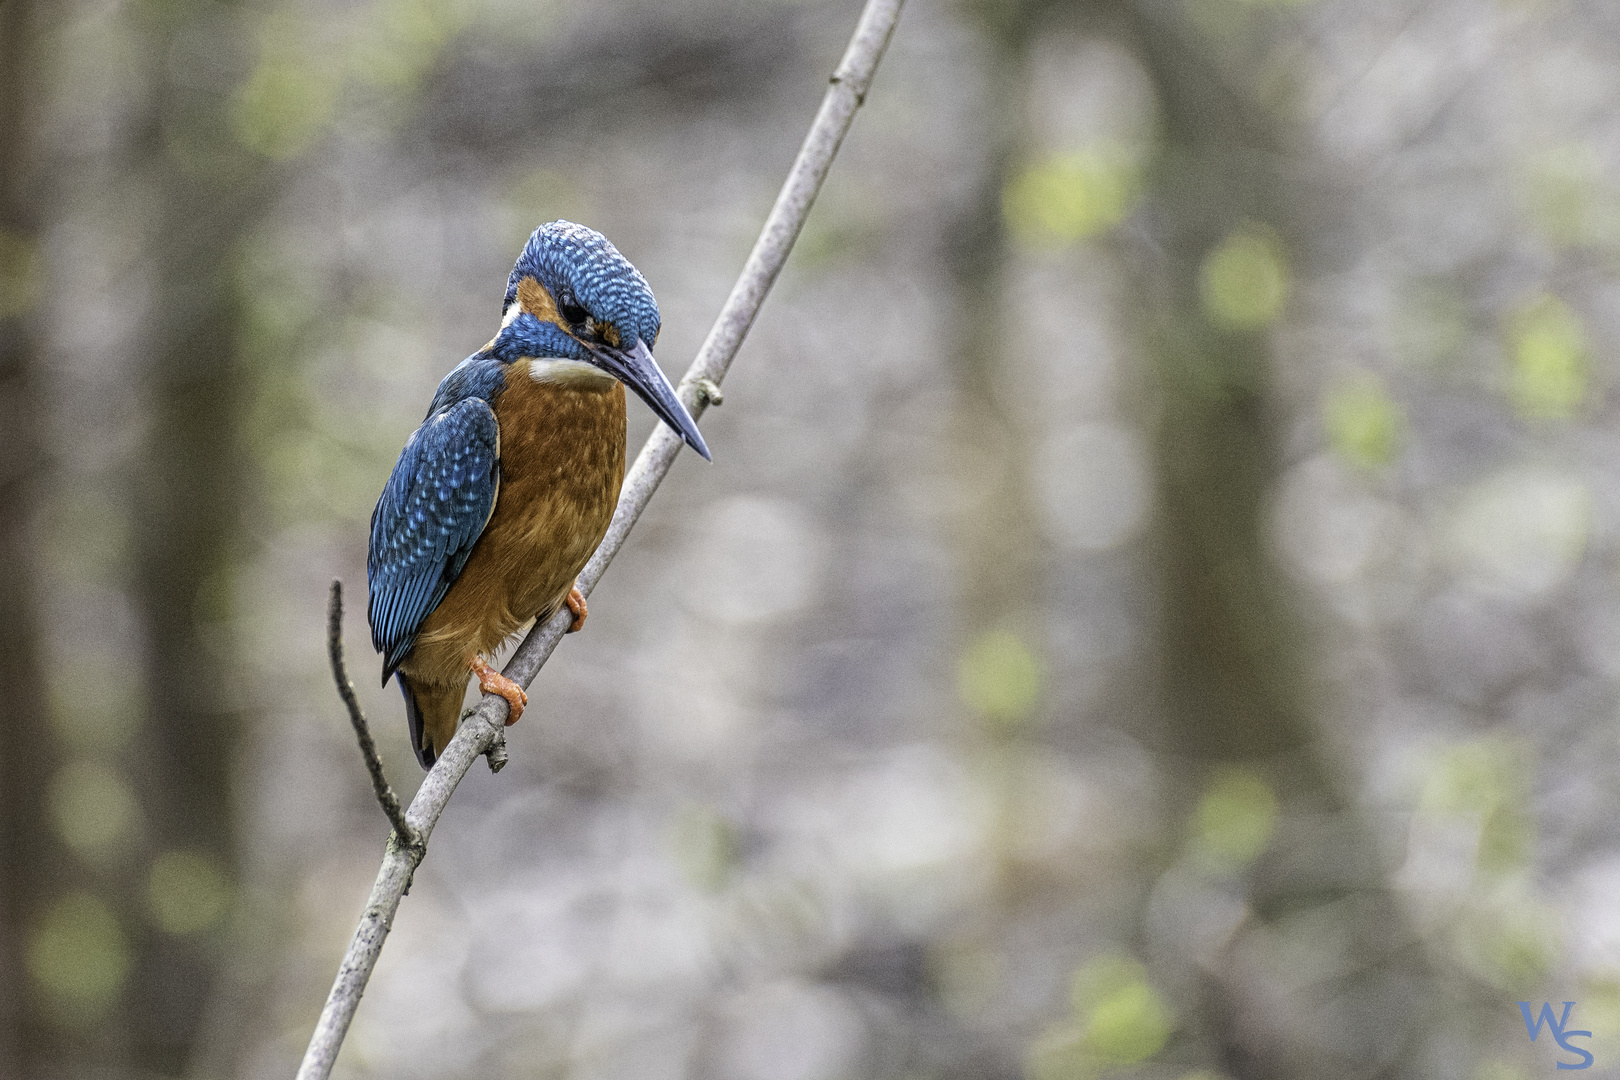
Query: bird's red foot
469,655,527,726
565,587,587,633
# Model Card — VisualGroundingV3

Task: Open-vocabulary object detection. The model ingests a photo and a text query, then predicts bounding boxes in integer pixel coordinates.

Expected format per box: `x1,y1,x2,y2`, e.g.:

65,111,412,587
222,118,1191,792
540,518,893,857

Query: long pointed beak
588,338,711,460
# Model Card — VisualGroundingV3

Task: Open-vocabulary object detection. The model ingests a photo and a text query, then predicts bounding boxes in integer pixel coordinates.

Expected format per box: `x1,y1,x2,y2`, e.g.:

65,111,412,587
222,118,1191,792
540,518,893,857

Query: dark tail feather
397,672,436,770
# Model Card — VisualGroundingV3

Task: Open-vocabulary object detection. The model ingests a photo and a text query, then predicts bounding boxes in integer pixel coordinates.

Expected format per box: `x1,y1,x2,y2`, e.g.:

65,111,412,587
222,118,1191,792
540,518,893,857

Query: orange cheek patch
517,276,562,325
600,323,621,348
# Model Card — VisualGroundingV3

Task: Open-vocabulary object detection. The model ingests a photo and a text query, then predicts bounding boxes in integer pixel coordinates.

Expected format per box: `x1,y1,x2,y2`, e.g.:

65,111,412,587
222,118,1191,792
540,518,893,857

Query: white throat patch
526,358,617,387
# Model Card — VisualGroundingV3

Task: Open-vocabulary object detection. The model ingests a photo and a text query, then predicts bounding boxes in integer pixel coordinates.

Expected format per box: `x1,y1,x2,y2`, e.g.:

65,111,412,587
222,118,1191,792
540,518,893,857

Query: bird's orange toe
470,655,528,725
565,586,587,633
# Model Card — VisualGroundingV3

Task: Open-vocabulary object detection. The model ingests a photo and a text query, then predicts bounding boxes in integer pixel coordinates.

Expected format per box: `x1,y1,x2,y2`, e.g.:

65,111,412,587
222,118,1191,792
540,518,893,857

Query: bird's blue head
493,221,709,460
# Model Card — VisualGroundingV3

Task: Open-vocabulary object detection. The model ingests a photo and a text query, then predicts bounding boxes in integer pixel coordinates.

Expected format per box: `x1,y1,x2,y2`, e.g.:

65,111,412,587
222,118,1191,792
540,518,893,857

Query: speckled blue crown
505,221,661,348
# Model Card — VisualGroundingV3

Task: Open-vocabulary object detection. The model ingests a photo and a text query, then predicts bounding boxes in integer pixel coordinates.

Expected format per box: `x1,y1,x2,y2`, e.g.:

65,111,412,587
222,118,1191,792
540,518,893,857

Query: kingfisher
367,221,710,769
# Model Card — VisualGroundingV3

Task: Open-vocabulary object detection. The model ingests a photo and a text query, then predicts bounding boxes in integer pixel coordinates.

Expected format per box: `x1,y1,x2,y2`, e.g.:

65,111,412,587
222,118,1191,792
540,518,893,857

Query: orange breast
403,361,626,686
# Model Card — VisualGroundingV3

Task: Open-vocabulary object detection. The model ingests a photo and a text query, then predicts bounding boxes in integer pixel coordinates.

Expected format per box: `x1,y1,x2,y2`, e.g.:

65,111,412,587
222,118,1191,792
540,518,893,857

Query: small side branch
297,3,903,1077
326,580,421,854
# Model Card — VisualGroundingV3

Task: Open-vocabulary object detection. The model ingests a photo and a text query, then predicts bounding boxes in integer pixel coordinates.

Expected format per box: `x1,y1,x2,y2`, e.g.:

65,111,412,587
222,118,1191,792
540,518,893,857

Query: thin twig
295,3,903,1075
326,580,422,854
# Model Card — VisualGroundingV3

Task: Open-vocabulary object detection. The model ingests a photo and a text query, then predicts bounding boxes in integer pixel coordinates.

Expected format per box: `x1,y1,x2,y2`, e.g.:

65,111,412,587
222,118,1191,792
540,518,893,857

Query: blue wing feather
367,395,500,681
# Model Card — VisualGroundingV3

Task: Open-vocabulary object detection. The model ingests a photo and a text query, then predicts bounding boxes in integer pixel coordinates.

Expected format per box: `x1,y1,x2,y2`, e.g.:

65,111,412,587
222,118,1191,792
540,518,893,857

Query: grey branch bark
294,2,904,1076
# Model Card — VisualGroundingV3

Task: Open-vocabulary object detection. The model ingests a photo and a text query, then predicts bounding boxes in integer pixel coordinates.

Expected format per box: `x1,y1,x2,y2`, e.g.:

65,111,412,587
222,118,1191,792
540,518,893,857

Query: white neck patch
525,357,617,388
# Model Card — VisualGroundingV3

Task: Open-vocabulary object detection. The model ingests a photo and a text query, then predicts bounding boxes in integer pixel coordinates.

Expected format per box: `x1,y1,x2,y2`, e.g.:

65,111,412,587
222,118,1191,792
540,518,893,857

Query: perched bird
367,221,710,768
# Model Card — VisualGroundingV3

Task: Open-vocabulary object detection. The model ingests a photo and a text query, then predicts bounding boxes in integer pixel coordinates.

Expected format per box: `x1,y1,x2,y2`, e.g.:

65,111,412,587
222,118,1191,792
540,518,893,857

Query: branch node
694,378,724,407
485,729,509,773
328,580,423,853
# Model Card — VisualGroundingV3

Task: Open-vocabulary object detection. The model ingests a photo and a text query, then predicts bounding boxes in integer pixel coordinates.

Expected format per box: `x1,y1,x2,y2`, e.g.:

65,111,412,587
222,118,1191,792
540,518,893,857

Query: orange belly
401,362,626,689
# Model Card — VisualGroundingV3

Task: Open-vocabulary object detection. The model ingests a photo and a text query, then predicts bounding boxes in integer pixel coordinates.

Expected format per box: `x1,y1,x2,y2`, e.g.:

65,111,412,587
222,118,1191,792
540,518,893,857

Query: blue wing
367,397,500,681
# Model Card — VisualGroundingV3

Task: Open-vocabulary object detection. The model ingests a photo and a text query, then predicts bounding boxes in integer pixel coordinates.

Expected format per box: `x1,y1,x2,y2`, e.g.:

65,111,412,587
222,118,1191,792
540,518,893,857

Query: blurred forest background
5,0,1620,1077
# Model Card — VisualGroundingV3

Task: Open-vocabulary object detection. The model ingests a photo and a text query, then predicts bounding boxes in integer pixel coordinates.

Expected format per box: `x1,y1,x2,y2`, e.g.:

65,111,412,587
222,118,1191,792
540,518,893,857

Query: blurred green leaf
1455,892,1559,991
1324,374,1403,468
1070,952,1141,1011
354,0,467,89
48,759,141,861
148,850,232,934
1522,143,1617,248
0,228,40,318
232,39,339,159
958,630,1042,728
1003,148,1143,249
1581,972,1620,1037
1473,1061,1532,1080
1422,737,1533,874
1199,225,1290,330
1192,768,1277,866
1423,738,1521,817
1507,294,1587,420
27,893,130,1018
1070,955,1172,1065
1086,982,1172,1062
672,804,740,891
1026,1023,1093,1080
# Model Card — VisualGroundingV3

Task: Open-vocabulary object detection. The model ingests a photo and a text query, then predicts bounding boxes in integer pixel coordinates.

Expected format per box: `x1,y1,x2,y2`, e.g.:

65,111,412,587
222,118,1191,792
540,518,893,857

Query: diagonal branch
294,2,904,1076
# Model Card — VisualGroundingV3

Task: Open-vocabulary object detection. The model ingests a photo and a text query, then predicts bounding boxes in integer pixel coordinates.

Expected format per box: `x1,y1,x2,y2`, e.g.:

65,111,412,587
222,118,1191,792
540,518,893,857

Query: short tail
396,672,467,770
397,672,436,769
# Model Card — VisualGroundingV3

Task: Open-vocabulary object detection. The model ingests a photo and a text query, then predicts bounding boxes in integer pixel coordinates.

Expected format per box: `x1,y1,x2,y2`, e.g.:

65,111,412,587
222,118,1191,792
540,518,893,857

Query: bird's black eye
560,300,588,327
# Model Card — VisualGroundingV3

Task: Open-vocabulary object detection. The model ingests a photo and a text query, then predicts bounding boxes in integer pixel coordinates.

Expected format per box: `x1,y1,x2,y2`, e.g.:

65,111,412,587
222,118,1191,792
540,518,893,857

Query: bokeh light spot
672,805,741,892
958,630,1042,728
1199,225,1290,330
1037,424,1152,550
27,892,130,1017
1003,148,1142,249
49,759,139,860
1446,468,1588,599
1324,374,1403,469
1507,294,1587,420
1071,955,1172,1064
1193,768,1277,866
147,850,232,935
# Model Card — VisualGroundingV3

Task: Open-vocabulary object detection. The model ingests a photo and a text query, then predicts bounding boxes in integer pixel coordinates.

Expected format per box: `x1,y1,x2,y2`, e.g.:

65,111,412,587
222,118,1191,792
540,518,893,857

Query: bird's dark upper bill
588,339,711,460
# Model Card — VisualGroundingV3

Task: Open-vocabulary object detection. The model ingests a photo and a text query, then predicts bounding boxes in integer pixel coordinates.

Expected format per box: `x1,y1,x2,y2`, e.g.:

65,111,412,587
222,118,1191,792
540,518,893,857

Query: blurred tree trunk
125,4,266,1073
949,0,1445,1075
1117,2,1441,1076
930,8,1068,1080
943,7,1044,635
0,1,49,1077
